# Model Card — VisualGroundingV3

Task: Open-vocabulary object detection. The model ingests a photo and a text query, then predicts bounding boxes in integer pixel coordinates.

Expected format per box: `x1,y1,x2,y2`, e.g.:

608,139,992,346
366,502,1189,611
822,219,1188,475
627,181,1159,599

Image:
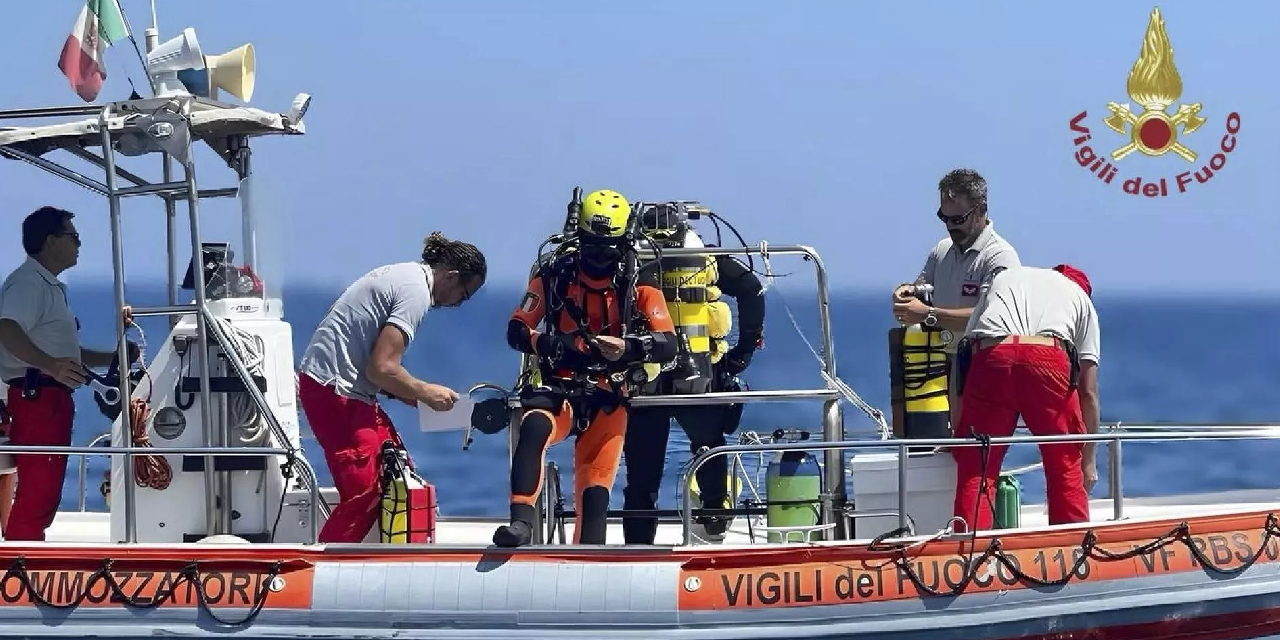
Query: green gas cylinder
995,473,1021,529
765,430,822,543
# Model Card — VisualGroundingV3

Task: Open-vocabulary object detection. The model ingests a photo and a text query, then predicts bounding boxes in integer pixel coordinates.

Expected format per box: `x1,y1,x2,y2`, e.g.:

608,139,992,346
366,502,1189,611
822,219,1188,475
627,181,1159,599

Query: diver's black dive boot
492,521,532,547
493,503,536,548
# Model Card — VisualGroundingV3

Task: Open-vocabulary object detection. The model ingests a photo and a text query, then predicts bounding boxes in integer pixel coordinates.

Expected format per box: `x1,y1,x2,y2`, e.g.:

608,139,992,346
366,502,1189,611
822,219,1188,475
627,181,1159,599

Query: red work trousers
952,337,1090,532
298,373,401,543
6,384,74,541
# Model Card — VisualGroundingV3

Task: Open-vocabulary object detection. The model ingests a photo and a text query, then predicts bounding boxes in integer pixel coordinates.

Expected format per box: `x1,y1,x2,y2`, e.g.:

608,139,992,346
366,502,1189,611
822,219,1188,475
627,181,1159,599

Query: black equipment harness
519,251,649,436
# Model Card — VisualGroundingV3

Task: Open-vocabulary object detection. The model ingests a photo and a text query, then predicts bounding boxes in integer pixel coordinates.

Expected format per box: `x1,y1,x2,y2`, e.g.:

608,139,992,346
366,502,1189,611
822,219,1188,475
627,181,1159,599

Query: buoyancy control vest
528,251,643,397
641,231,731,395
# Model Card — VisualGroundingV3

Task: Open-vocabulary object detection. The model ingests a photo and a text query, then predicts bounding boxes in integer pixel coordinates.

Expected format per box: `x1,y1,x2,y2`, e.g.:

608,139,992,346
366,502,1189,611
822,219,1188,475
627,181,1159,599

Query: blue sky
0,0,1275,293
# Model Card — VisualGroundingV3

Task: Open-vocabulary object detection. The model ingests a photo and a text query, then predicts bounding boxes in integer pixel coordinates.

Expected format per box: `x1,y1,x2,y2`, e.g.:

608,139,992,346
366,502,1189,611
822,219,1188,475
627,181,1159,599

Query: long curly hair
421,231,487,284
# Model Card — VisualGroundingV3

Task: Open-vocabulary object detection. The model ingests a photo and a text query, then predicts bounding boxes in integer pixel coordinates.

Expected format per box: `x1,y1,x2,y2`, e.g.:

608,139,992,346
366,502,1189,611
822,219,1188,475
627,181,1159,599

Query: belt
974,334,1065,350
4,375,69,391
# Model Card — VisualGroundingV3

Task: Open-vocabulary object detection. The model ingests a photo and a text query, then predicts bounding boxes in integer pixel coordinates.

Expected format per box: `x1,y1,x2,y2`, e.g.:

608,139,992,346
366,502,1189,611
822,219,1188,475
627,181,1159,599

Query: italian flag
56,0,130,102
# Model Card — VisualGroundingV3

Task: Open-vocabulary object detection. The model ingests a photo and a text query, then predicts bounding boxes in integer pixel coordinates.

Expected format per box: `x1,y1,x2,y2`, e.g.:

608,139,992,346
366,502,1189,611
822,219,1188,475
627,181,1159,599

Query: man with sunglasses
0,206,138,541
297,231,486,543
891,169,1021,431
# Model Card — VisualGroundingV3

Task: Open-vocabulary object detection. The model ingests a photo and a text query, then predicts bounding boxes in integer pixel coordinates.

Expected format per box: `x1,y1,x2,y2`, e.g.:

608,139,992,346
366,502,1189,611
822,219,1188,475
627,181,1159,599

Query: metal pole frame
0,99,328,543
507,243,850,542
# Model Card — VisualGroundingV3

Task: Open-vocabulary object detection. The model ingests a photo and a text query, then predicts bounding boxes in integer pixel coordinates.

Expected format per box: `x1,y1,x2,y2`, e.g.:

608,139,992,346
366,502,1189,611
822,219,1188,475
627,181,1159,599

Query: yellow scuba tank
888,323,952,440
379,442,437,544
706,285,733,364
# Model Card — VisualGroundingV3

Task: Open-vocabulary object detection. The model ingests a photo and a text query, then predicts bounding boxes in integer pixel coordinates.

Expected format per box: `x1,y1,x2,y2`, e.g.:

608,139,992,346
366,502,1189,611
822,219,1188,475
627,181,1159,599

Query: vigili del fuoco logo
1069,7,1240,197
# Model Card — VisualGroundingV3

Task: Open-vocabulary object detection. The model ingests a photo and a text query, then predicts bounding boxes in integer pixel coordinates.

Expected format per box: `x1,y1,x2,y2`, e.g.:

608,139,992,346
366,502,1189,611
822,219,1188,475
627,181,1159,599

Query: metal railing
505,243,859,542
0,98,327,543
679,424,1280,545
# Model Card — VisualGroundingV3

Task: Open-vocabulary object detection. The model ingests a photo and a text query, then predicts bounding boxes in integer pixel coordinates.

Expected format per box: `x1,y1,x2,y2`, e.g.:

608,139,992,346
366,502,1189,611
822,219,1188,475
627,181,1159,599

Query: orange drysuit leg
572,405,627,545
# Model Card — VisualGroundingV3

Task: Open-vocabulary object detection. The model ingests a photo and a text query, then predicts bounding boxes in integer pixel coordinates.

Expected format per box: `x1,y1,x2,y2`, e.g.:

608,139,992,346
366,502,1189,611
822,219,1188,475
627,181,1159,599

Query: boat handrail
1,445,292,456
505,388,843,408
629,388,841,407
507,240,863,539
201,306,330,524
678,425,1280,545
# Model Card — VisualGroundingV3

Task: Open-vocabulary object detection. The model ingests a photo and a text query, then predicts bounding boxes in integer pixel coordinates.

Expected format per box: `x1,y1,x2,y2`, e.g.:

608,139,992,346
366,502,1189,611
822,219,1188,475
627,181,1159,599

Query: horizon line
58,277,1280,299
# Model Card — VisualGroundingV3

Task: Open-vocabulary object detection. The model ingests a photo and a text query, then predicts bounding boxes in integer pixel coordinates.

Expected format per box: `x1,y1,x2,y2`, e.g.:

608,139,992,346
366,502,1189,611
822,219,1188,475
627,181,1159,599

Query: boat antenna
144,0,159,53
105,0,156,96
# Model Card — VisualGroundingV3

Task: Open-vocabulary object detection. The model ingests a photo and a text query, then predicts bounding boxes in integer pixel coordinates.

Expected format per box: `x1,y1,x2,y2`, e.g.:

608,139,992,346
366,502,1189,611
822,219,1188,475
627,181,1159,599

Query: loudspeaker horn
147,27,204,97
207,43,256,102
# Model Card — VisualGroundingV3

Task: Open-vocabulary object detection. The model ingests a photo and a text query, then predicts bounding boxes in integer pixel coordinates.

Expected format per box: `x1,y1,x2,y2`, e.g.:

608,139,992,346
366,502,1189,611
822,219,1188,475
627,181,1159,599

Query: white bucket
0,436,16,476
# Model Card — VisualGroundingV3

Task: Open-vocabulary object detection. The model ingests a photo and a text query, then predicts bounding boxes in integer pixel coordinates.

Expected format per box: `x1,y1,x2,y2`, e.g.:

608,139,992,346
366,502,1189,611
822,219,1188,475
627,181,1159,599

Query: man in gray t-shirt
296,232,486,543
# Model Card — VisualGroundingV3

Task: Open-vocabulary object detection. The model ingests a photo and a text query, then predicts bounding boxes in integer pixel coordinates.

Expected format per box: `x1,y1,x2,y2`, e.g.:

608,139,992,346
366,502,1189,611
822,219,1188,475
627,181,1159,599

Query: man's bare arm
931,305,975,331
1077,361,1100,463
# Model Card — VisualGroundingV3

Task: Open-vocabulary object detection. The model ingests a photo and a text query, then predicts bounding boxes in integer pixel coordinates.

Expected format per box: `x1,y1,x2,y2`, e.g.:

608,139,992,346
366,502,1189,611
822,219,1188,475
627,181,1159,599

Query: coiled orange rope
121,306,172,491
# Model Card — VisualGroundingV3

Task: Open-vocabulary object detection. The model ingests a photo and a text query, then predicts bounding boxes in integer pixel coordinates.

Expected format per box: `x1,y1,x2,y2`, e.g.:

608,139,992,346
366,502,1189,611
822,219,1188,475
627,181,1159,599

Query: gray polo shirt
964,266,1101,365
0,257,82,382
917,222,1021,310
298,262,434,403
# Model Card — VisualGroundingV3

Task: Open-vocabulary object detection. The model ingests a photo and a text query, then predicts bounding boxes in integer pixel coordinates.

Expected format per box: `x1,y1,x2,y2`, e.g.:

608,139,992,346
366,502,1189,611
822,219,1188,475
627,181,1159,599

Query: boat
2,13,1280,640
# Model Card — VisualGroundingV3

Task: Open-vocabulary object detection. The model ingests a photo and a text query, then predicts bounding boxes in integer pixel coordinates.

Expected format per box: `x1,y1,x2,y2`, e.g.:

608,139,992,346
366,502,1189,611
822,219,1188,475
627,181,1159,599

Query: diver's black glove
536,332,586,363
722,346,754,376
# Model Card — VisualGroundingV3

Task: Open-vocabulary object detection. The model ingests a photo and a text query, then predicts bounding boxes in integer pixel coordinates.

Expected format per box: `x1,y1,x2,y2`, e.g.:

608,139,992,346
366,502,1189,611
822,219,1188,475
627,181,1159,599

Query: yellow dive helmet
579,189,631,239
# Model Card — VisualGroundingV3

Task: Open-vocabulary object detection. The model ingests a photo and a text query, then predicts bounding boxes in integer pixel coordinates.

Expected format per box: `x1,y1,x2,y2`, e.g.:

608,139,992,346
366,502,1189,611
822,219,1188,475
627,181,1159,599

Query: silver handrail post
98,104,138,543
1110,436,1123,521
174,101,221,539
802,245,846,540
897,440,908,532
201,308,328,541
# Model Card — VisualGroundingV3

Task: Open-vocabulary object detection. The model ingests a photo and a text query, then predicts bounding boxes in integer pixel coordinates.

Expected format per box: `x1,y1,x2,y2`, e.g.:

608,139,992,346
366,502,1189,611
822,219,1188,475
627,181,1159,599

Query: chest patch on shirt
961,281,980,297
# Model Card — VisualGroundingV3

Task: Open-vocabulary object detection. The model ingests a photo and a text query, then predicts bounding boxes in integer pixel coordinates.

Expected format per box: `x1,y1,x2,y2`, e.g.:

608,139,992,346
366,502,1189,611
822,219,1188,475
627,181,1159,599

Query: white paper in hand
417,397,476,433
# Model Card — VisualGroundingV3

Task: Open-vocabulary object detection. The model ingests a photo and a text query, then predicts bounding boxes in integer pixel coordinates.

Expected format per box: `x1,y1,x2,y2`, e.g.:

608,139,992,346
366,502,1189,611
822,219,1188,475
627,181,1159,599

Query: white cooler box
847,450,957,540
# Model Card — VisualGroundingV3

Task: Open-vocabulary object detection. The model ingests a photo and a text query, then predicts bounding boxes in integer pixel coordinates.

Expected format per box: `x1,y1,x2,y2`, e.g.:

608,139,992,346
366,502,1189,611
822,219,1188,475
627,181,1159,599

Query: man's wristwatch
923,307,939,327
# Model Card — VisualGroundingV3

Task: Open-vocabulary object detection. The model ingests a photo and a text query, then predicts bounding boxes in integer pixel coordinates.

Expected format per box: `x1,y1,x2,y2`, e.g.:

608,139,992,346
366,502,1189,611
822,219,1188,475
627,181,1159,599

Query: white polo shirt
964,267,1101,365
0,257,81,382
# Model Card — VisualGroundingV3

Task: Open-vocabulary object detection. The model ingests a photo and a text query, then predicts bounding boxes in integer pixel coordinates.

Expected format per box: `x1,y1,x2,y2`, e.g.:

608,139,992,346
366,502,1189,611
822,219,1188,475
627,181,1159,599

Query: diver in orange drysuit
494,188,677,548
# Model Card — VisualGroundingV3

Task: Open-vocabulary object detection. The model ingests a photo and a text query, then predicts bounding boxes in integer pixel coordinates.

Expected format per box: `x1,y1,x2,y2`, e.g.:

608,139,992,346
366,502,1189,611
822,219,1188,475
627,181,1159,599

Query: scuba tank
995,473,1021,529
378,442,437,544
888,283,952,442
639,202,718,395
764,429,822,543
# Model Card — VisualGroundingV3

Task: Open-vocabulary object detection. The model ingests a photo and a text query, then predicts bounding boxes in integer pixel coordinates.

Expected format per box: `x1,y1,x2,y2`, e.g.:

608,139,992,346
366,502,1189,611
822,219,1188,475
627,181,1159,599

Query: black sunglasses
936,204,979,226
54,231,81,246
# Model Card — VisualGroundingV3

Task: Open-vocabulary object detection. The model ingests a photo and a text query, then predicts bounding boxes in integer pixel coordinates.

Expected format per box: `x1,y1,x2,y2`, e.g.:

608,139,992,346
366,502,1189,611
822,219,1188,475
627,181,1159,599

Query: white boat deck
34,486,1280,548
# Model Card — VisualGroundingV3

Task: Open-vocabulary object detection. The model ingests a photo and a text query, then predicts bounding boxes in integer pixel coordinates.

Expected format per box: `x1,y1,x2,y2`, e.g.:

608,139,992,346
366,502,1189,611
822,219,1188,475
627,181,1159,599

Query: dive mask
579,242,623,278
